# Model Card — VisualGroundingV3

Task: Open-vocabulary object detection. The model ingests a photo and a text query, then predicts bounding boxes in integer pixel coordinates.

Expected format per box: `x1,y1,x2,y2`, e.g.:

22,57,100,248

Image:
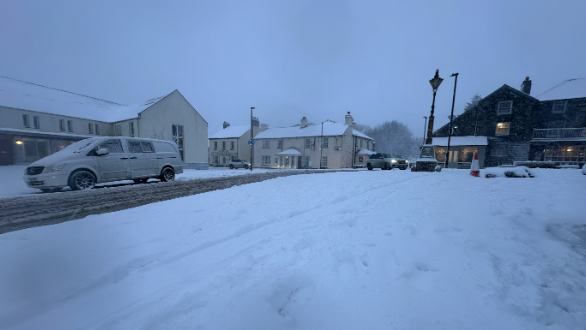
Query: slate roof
0,75,172,122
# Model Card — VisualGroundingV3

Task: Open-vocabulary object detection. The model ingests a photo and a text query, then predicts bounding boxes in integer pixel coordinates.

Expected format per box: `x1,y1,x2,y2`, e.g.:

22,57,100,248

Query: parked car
23,137,183,192
366,153,409,170
229,159,250,169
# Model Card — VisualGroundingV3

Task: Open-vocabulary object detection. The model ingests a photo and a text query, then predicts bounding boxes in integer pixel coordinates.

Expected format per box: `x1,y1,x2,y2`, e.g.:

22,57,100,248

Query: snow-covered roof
209,125,250,139
432,136,488,147
254,122,374,140
356,148,375,155
276,148,303,156
0,76,171,122
536,78,586,101
0,127,92,139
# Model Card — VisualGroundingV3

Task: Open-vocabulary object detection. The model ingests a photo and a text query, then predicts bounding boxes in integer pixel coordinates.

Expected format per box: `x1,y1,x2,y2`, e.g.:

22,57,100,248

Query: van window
141,142,154,153
97,139,124,153
127,140,142,153
153,141,177,153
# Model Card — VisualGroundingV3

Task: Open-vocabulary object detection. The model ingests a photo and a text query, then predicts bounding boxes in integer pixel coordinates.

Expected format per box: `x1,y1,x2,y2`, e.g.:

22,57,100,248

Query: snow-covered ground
1,168,585,329
0,166,271,199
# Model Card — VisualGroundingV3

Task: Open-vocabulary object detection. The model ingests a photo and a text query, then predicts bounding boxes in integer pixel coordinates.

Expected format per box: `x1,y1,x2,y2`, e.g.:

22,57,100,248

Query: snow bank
1,169,585,329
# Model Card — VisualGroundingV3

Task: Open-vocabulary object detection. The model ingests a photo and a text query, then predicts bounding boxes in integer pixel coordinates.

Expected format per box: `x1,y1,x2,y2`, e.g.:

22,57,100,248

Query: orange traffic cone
470,151,480,177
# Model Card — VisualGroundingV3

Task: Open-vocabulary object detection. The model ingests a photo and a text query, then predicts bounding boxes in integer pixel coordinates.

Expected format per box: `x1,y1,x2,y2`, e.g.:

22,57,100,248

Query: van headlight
391,159,397,163
45,163,66,173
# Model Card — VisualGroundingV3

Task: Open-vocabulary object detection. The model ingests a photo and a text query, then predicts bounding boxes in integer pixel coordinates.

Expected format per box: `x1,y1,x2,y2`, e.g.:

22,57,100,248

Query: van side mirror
96,148,109,156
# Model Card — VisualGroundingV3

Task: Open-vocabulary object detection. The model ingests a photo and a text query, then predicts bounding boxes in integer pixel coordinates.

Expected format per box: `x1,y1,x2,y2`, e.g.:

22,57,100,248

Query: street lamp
250,107,255,171
425,69,443,145
422,116,428,145
444,73,459,169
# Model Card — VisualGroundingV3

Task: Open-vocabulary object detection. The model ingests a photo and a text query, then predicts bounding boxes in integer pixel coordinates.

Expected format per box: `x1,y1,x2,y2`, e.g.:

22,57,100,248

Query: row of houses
431,77,586,168
209,113,375,169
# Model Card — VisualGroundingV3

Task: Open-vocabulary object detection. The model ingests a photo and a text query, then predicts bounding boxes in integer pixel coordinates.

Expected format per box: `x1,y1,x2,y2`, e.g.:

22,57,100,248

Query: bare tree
356,121,419,156
464,93,482,113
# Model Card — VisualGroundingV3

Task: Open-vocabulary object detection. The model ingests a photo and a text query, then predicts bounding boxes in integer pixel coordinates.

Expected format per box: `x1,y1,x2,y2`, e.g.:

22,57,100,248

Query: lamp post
422,116,428,145
444,73,459,169
425,69,443,145
320,122,324,169
250,107,254,172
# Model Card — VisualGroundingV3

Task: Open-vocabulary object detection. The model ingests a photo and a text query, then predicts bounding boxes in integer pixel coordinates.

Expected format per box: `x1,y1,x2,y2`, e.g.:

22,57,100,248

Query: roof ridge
0,75,125,106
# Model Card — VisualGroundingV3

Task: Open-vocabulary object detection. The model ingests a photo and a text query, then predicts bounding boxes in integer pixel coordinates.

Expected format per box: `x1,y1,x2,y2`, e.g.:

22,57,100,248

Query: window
277,139,283,149
23,114,30,128
366,141,369,150
127,140,143,153
359,156,364,162
67,120,73,132
304,156,310,167
129,122,135,137
230,141,235,150
285,157,289,166
115,124,121,136
552,100,567,114
141,141,154,152
263,140,270,149
222,141,226,149
275,157,278,164
172,124,184,160
458,147,478,162
33,116,40,129
497,101,513,115
214,155,219,163
291,156,295,167
496,122,510,135
262,156,271,165
88,123,93,134
360,139,363,148
322,156,328,168
59,119,65,131
322,137,328,148
214,141,218,150
96,139,124,153
305,139,311,149
95,124,100,135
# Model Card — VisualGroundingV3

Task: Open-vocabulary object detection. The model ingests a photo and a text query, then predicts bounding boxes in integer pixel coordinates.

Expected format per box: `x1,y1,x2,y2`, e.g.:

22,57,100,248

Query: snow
484,166,536,178
0,166,270,199
356,148,375,155
276,148,303,156
254,122,374,140
432,136,488,146
209,125,250,139
536,78,586,101
0,76,170,122
1,168,585,329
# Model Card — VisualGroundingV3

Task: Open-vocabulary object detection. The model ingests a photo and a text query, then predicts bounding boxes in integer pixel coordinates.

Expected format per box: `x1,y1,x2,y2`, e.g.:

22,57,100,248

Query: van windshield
63,138,98,153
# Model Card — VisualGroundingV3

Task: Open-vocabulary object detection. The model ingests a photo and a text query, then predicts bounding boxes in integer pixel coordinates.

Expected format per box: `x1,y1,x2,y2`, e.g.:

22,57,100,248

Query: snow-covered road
1,169,585,329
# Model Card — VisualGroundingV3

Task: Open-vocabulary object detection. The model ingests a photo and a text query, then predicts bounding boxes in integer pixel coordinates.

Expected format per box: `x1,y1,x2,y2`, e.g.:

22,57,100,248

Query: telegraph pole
250,107,254,171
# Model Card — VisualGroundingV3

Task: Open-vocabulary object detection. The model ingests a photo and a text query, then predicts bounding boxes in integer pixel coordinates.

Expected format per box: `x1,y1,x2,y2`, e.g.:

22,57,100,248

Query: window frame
59,119,65,131
552,100,567,114
95,124,100,135
495,122,511,135
322,156,328,168
230,141,235,150
214,141,218,150
305,139,311,149
33,116,40,129
67,120,73,132
23,114,30,128
88,123,93,134
262,140,270,149
322,137,329,148
496,101,513,115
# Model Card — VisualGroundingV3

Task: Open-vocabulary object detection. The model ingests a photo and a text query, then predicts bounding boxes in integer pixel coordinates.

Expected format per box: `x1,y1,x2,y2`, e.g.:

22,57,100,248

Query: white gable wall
138,90,208,164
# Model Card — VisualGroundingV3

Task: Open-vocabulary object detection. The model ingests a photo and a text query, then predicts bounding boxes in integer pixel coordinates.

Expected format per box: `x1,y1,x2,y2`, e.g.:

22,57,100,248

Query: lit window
497,101,512,115
496,122,510,135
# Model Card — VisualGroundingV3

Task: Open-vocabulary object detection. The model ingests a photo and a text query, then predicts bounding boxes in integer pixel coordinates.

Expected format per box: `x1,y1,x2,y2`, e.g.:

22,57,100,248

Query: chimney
521,77,532,95
251,116,260,127
300,117,308,128
260,123,268,131
345,111,354,126
223,121,230,129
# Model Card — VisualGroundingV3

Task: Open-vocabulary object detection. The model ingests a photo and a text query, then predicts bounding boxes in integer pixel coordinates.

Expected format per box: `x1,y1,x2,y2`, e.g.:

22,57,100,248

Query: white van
23,137,184,192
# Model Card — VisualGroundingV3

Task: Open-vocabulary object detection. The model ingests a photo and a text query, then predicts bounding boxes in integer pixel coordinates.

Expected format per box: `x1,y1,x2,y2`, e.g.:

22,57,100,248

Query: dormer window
496,101,512,115
552,100,567,114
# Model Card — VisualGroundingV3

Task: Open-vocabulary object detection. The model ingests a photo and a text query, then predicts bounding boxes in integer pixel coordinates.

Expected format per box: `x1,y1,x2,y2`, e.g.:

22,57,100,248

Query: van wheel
229,164,234,169
133,179,148,184
367,164,373,171
69,170,96,190
160,167,175,182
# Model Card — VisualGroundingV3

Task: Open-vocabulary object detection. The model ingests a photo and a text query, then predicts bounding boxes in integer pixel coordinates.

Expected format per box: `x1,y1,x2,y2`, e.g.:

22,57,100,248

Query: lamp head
429,69,443,91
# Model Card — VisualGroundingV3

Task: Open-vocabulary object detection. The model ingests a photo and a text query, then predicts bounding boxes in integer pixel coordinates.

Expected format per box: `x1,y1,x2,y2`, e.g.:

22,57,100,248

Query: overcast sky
1,0,585,138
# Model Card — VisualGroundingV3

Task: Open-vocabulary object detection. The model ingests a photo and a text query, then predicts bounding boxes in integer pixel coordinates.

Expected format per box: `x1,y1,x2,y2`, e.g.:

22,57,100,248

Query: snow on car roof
209,125,250,139
0,75,171,122
255,121,374,140
536,78,586,101
432,136,488,146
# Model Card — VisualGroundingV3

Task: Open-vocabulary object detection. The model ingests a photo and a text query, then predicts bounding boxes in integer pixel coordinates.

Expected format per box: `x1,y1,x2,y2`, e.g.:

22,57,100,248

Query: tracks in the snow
0,170,344,234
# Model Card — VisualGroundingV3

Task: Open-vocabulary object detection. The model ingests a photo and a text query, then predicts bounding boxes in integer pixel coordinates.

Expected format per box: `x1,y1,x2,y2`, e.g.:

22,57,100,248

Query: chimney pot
521,77,532,95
